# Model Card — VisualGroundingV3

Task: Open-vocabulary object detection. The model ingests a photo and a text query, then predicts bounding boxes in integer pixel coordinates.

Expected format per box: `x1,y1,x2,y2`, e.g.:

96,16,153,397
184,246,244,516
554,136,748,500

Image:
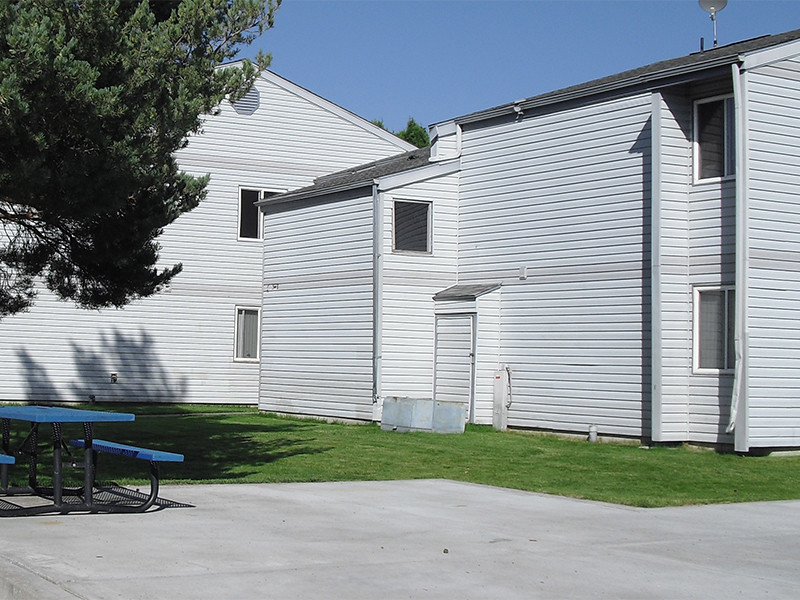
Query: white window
235,307,260,361
393,200,431,253
693,287,735,373
694,95,735,181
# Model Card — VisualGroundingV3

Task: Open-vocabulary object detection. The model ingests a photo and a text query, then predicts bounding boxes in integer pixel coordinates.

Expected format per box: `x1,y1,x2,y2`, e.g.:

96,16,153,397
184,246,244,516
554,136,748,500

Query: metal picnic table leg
83,422,94,507
27,423,39,490
51,422,62,507
1,418,9,491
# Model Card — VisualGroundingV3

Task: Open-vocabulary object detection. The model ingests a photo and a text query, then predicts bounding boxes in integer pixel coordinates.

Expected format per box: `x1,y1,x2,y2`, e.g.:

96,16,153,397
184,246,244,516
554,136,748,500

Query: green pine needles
0,0,280,317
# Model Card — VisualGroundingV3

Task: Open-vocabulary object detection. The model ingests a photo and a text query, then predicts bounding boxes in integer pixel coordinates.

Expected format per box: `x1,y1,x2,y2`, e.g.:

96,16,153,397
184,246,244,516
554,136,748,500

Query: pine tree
0,0,280,317
396,118,430,148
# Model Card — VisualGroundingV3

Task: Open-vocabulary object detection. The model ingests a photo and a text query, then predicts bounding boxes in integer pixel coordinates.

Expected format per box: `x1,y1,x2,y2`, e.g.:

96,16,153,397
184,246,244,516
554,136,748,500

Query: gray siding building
259,29,800,452
0,69,412,406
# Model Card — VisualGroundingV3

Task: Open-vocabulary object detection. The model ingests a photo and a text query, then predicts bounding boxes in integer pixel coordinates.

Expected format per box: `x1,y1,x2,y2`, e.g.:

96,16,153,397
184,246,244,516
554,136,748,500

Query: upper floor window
693,286,735,373
393,200,431,253
239,189,278,240
695,95,735,181
239,189,261,239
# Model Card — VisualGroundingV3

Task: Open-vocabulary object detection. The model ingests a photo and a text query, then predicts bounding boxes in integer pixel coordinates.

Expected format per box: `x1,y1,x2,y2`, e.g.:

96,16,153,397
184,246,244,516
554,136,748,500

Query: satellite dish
699,0,727,48
699,0,727,12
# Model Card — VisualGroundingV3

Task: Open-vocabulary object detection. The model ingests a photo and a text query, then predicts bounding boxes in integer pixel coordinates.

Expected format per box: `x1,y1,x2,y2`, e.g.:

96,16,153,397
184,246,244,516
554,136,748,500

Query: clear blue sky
244,0,800,133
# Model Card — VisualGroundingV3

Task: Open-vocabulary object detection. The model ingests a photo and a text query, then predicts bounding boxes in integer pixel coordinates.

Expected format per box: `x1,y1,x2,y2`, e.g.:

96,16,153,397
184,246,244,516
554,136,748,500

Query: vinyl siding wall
686,176,736,443
380,173,459,401
684,78,737,444
652,90,693,441
652,79,737,446
744,55,800,448
473,291,501,424
0,72,409,405
259,193,376,420
458,94,653,437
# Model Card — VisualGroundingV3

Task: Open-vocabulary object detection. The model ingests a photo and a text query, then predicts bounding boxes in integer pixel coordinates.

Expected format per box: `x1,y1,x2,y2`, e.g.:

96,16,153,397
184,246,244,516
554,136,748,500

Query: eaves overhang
258,147,435,207
257,180,373,207
454,28,800,126
455,56,741,126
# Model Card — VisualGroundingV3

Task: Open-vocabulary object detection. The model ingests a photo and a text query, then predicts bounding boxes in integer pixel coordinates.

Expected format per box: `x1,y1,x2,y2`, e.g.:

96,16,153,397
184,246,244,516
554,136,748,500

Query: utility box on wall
381,397,465,434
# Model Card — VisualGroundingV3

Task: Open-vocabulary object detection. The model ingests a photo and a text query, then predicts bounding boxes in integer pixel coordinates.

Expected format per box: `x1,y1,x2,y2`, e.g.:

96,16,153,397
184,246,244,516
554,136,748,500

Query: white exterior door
434,314,476,421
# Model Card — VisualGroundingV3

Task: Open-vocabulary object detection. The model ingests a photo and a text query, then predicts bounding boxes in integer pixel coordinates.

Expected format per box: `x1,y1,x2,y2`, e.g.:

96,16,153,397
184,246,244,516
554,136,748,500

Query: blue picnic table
0,405,183,516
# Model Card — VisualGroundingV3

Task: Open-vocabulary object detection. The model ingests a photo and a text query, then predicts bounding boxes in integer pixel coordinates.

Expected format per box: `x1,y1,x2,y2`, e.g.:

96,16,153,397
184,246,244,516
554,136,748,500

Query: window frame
238,189,281,241
392,199,432,254
692,286,736,375
234,306,261,362
693,94,736,183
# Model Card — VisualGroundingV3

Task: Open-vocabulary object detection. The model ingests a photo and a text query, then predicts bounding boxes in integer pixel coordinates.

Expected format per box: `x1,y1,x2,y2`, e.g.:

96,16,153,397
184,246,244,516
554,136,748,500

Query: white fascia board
741,38,800,71
377,159,460,192
257,69,415,152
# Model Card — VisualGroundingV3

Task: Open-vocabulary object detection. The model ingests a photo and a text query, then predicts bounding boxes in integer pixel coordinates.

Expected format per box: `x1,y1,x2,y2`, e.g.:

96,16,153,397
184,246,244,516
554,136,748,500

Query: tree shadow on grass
86,413,334,483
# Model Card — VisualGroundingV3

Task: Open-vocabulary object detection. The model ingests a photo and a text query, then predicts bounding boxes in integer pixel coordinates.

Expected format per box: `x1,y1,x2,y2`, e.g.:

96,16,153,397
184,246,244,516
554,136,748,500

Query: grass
6,404,800,508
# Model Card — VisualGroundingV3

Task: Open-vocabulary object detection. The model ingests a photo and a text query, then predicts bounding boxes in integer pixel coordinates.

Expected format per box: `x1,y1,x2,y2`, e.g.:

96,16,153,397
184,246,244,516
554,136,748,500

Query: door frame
433,312,477,423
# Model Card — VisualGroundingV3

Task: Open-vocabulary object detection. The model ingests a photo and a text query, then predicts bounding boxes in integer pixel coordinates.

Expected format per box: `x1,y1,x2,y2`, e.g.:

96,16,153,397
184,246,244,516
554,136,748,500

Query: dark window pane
239,189,261,238
698,100,725,179
394,201,429,252
725,97,736,177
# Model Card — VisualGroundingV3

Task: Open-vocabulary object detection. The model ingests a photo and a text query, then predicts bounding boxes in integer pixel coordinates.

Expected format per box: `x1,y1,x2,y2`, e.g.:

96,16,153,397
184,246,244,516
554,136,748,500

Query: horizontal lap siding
686,174,736,444
654,91,692,440
458,95,652,437
745,58,800,447
473,292,501,424
0,74,409,406
654,83,738,446
259,195,376,420
380,175,459,400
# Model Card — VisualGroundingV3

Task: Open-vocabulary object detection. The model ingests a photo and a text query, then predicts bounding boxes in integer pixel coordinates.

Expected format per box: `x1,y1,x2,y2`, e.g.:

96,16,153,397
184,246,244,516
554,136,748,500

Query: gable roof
455,27,800,125
222,61,415,152
261,146,431,206
264,27,800,208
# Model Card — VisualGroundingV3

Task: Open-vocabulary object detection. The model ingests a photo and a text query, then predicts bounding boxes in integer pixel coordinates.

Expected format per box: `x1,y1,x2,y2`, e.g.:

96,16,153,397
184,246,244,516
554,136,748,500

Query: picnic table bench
69,439,184,512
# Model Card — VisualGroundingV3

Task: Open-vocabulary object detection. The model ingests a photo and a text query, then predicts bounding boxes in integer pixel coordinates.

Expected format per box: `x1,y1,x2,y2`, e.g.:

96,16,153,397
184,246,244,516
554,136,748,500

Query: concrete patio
1,479,798,599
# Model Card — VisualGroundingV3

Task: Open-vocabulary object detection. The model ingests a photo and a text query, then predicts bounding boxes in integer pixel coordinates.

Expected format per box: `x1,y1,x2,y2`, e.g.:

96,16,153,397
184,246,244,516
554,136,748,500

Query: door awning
433,284,501,302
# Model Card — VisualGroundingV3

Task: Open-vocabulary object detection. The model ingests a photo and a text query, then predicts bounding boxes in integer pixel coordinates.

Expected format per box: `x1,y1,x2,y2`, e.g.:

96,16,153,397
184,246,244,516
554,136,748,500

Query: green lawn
6,404,800,507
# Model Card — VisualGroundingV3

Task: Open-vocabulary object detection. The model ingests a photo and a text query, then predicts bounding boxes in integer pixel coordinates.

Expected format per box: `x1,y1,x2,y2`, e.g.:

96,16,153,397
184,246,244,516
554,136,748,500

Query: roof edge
452,28,800,126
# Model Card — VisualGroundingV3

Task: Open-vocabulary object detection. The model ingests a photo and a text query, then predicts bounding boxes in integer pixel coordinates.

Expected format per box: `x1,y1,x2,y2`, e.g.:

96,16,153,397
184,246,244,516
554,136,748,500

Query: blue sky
244,0,800,132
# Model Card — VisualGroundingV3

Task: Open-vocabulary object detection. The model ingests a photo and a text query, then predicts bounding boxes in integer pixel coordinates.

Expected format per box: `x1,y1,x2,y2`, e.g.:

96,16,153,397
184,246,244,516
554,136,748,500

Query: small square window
394,200,430,253
694,287,735,372
695,96,735,180
235,307,260,361
239,189,262,239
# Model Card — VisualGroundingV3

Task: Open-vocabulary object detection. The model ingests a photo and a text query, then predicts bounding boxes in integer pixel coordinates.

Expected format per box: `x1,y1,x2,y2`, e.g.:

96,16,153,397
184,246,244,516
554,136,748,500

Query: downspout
650,91,664,442
371,180,383,421
728,62,750,452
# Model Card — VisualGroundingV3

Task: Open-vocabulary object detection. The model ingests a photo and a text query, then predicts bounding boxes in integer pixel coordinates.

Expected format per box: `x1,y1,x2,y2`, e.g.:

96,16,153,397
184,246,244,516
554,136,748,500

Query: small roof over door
433,284,501,302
